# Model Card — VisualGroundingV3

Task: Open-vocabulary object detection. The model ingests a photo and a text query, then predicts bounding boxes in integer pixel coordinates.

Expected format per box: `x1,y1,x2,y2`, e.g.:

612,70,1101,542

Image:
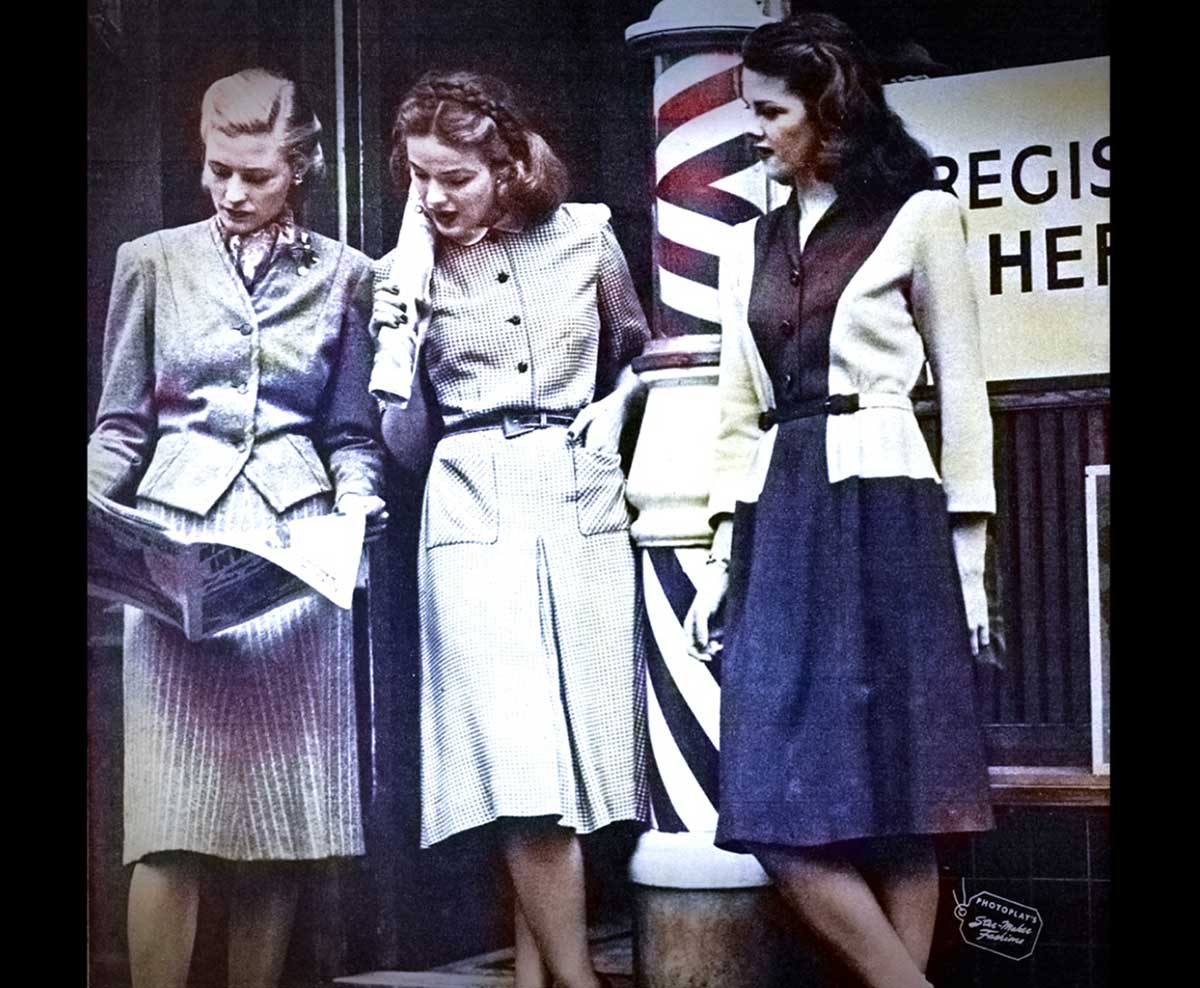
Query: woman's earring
293,174,304,186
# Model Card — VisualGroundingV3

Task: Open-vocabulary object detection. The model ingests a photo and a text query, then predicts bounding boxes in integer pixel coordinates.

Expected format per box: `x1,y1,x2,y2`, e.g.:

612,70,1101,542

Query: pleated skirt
122,473,363,864
715,416,993,852
418,426,649,847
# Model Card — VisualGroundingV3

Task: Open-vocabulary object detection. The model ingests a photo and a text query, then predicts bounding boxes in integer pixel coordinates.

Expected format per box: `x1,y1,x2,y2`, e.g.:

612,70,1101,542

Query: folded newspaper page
87,492,367,641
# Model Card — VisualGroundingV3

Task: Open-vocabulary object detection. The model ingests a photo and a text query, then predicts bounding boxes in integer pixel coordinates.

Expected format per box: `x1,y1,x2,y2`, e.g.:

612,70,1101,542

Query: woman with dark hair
87,68,385,988
371,70,650,988
687,14,994,988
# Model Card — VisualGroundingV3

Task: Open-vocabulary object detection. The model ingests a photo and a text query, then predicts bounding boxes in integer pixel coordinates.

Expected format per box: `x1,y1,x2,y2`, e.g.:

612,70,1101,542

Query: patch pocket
572,442,631,536
424,447,500,548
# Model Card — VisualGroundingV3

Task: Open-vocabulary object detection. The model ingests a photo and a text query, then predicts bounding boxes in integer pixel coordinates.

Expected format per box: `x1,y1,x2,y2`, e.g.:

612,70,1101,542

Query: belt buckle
501,413,534,439
824,393,860,415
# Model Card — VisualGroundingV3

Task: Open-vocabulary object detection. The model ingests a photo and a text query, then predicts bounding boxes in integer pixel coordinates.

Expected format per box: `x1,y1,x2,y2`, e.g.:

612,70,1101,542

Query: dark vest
747,192,904,407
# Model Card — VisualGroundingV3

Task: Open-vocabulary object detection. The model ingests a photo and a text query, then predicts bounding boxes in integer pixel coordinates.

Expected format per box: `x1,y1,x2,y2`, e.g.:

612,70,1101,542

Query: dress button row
517,361,529,373
497,271,509,283
237,324,252,336
507,315,522,325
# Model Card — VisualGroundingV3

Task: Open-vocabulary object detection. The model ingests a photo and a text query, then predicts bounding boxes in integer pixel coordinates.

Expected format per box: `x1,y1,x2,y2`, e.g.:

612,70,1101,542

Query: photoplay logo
954,888,1043,960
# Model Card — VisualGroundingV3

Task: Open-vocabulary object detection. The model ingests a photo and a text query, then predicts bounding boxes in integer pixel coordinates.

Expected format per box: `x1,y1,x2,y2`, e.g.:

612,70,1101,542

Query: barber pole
627,0,786,844
623,4,803,986
652,50,767,336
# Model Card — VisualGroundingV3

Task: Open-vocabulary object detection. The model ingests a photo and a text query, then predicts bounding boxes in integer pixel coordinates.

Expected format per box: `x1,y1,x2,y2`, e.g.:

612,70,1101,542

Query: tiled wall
929,805,1109,988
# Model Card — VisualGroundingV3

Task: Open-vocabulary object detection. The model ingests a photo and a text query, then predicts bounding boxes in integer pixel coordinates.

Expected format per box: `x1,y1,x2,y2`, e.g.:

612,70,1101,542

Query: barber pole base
626,338,828,986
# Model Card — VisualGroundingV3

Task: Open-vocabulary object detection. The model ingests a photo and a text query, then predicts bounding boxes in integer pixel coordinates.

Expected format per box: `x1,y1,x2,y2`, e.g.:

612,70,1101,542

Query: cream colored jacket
708,189,995,522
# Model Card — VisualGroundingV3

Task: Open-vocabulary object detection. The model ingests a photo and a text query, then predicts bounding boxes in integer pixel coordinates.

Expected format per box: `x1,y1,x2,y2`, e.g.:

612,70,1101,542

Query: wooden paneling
918,377,1109,767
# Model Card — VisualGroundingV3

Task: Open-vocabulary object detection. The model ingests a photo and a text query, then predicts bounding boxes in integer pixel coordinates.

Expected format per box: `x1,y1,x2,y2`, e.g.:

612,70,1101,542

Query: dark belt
444,409,577,439
759,393,860,431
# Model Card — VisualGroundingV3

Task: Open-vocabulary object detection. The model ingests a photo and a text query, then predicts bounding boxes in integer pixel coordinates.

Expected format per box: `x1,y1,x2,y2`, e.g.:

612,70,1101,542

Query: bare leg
751,843,933,988
859,836,940,973
499,819,600,988
127,853,202,988
514,901,552,988
227,862,302,988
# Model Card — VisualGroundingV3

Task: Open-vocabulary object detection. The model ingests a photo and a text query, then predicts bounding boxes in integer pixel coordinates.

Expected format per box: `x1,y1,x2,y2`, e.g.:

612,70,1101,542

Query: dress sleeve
911,191,996,514
87,240,156,501
319,258,386,501
594,220,652,396
707,220,768,524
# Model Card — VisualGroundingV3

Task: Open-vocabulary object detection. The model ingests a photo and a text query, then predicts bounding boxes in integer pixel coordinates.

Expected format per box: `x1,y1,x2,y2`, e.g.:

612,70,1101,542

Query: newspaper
87,492,373,641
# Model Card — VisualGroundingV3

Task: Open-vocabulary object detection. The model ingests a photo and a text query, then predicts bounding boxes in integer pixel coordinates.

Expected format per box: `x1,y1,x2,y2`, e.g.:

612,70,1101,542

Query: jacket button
237,383,248,394
783,373,794,389
790,269,802,286
779,320,792,334
497,272,509,283
517,360,529,373
507,315,522,325
238,324,252,335
236,440,247,452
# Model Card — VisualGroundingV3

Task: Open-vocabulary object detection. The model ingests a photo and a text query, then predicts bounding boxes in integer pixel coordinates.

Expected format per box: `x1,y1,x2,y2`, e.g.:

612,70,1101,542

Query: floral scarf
217,207,318,290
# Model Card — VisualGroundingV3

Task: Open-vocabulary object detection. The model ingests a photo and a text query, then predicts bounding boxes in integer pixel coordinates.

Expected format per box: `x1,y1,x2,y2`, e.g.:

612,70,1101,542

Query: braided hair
742,13,936,209
390,70,569,223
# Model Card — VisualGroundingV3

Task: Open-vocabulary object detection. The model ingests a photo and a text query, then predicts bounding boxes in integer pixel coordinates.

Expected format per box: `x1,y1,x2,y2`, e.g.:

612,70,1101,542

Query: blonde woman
88,68,384,988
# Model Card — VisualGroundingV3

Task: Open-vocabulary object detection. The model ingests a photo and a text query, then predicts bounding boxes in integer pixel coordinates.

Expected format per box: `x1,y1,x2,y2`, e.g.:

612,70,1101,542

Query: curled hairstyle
742,13,935,207
200,68,326,204
389,70,569,223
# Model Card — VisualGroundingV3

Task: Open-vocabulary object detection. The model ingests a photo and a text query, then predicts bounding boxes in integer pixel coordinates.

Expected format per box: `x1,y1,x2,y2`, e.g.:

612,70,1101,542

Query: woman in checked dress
687,14,995,988
371,71,650,988
87,69,385,988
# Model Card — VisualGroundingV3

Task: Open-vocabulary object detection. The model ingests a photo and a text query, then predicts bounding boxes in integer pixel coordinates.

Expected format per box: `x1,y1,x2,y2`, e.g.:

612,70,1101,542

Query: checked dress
377,203,652,847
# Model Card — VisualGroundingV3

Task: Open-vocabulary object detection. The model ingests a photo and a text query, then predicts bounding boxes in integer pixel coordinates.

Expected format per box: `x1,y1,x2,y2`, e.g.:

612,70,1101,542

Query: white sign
886,58,1110,381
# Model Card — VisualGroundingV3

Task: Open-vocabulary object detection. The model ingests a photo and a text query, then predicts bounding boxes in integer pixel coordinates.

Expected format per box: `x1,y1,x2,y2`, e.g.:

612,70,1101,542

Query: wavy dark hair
741,13,936,208
388,70,569,224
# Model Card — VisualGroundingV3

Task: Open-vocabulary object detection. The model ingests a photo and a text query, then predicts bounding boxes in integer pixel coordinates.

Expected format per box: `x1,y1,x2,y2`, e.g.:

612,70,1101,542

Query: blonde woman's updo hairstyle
390,70,569,223
200,68,326,203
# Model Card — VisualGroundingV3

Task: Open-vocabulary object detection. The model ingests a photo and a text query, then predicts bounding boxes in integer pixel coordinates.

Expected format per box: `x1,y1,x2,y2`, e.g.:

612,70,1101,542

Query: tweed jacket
88,218,383,517
709,188,995,521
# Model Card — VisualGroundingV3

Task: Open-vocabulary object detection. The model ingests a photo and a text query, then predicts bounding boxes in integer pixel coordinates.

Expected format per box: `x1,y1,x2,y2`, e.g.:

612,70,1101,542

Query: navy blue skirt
714,416,993,851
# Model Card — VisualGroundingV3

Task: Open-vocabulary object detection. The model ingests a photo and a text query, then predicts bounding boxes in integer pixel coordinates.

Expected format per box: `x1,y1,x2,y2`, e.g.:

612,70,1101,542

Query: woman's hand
568,364,644,456
951,514,989,656
336,492,389,543
336,492,389,521
568,389,628,455
684,563,729,662
684,518,734,662
371,283,410,338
